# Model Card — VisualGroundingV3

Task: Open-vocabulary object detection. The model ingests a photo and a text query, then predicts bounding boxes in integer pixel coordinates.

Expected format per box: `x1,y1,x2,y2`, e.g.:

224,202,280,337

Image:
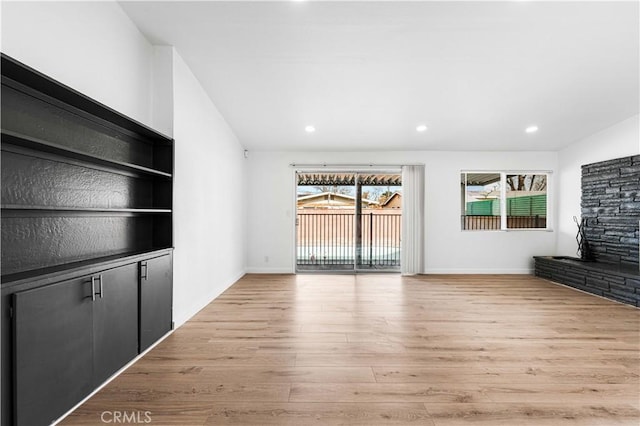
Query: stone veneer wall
581,154,640,268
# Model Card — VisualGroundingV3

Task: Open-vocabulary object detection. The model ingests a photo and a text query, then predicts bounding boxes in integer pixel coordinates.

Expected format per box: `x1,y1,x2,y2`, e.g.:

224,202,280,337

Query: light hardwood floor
61,274,640,425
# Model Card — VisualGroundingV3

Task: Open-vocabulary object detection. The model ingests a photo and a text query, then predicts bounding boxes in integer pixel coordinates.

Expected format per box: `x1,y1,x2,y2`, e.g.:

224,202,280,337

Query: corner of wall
173,270,246,328
151,45,175,138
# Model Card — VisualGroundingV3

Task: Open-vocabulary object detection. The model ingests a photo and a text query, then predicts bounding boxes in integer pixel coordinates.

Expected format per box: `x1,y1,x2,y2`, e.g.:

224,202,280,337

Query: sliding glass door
295,171,401,272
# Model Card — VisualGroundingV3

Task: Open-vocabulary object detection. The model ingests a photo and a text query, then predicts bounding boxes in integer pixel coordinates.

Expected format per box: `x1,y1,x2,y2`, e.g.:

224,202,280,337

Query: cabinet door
92,263,139,385
140,254,173,351
13,276,94,426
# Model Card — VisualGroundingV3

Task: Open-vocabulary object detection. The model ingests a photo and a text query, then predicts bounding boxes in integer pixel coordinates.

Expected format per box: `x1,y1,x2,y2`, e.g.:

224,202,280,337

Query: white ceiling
120,1,639,152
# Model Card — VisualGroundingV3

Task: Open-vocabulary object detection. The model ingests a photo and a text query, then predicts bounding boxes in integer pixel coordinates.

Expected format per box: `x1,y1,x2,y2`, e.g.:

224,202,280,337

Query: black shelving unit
1,53,174,426
1,55,173,278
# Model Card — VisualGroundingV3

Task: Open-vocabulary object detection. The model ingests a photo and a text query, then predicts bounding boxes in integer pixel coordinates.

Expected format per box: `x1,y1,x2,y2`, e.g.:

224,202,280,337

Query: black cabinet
13,276,93,426
13,262,139,426
140,254,173,352
92,263,139,384
1,54,174,426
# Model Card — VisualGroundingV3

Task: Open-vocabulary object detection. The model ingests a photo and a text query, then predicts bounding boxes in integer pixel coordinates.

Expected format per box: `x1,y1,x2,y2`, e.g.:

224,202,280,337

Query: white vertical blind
401,165,425,275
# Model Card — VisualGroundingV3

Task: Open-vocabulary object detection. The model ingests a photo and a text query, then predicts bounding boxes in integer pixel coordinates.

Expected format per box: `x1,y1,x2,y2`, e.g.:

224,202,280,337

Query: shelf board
1,130,172,179
1,205,171,214
1,247,174,287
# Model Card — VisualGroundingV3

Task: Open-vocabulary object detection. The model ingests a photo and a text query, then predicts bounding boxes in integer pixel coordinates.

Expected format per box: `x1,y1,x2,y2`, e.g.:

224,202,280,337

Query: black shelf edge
1,130,173,178
1,248,174,287
1,53,173,143
1,205,171,214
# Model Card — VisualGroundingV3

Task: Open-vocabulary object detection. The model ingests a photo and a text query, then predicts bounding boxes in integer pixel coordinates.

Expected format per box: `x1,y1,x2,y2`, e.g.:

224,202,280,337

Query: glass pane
505,174,547,229
461,173,501,230
357,177,402,270
296,173,356,271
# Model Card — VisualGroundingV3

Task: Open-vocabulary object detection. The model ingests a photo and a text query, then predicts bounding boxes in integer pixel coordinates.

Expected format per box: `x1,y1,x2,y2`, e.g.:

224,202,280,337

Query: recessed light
416,125,428,132
525,125,539,134
305,125,315,133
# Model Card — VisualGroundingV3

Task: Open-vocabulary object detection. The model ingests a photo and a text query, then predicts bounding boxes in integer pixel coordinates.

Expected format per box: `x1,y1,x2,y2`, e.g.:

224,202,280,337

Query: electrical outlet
264,256,269,263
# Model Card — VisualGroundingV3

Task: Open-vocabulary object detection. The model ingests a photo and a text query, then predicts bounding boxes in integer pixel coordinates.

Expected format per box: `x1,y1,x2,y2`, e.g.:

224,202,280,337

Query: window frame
461,170,552,232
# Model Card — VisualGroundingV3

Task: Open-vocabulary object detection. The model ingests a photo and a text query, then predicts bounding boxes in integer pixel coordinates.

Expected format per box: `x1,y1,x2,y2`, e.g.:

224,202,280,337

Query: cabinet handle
98,274,104,299
93,274,103,299
98,274,103,298
141,262,148,281
90,276,96,301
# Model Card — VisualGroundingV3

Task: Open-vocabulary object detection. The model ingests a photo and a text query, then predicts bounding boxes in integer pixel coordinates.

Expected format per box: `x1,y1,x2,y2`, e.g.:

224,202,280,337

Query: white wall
1,1,154,128
246,150,558,274
151,46,175,137
172,51,246,326
556,115,640,256
1,1,247,327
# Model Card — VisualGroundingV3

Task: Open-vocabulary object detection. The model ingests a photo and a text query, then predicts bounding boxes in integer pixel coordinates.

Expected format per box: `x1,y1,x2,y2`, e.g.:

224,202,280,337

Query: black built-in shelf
1,53,174,280
1,53,175,426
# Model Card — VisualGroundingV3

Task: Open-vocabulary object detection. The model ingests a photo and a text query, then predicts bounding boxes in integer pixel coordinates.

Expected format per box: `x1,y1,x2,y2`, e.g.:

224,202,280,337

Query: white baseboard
245,267,295,274
246,267,534,275
422,268,534,274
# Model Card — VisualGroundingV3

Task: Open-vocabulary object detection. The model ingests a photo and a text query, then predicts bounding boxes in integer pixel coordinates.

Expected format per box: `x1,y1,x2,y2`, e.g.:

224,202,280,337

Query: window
461,173,501,230
461,172,548,230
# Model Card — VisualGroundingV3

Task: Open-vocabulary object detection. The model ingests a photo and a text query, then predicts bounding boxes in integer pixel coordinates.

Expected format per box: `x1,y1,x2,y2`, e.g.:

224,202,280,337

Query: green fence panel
466,199,495,215
507,194,546,216
467,195,546,217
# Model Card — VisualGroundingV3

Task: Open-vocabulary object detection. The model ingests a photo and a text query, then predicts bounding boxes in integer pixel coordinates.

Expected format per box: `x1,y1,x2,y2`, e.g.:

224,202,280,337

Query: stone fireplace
534,154,640,307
